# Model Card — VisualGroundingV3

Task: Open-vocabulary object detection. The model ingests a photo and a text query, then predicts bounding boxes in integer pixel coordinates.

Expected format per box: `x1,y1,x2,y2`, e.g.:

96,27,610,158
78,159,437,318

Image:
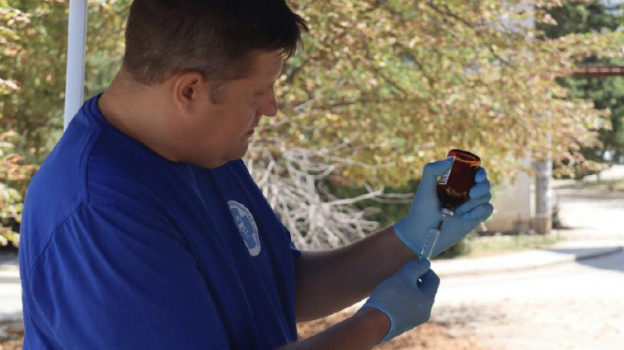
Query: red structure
572,65,624,77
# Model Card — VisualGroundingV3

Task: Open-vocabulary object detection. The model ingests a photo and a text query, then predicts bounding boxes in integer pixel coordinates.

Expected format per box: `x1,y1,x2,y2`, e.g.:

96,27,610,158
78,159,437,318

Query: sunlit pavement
0,252,20,322
432,249,624,350
430,171,624,350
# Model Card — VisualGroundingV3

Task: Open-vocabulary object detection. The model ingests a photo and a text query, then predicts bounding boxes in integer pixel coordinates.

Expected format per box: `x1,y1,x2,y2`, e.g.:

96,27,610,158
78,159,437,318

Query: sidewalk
433,240,624,278
0,252,19,284
0,252,21,322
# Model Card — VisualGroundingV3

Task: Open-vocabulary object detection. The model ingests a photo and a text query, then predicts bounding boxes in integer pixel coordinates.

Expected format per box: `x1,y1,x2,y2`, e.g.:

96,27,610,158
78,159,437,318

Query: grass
462,232,563,258
559,178,624,191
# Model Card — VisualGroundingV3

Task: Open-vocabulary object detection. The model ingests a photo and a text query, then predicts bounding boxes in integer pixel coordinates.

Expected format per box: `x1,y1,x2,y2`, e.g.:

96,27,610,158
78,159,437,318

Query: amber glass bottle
436,149,481,216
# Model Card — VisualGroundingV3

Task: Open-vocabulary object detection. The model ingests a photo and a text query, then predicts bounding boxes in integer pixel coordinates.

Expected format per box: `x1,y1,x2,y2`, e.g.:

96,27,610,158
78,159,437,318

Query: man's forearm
278,307,390,350
295,226,417,321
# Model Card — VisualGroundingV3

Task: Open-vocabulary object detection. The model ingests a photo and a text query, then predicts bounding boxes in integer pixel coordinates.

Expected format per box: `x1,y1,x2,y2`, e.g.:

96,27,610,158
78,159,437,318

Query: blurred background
1,1,623,349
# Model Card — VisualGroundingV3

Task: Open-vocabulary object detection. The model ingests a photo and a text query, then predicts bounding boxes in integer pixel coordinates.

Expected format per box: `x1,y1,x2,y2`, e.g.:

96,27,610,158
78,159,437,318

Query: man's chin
191,144,250,168
228,144,250,163
237,144,250,159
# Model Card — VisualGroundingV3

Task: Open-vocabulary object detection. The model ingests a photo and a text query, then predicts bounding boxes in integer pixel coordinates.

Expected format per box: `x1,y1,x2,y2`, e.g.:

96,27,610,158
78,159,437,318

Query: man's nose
260,92,278,117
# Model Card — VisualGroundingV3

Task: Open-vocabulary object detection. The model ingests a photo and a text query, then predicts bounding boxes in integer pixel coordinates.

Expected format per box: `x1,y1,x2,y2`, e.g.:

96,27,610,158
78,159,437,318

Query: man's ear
171,71,206,114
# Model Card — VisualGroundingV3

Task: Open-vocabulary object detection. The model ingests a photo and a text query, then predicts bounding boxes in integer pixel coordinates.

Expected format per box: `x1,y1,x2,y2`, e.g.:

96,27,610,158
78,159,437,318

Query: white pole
63,0,88,130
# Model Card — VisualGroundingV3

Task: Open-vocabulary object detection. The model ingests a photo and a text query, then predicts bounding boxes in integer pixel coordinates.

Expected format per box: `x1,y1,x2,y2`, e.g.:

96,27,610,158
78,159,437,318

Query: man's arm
286,260,438,349
278,307,390,350
294,226,415,321
294,159,493,322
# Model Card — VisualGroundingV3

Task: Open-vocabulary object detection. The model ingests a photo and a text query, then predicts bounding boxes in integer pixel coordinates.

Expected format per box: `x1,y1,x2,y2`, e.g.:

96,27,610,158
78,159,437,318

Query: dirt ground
0,320,23,350
297,308,489,350
0,314,485,350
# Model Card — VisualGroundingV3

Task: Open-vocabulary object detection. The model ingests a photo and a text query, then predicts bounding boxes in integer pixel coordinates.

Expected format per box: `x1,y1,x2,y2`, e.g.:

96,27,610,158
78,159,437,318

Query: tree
3,0,623,249
261,0,623,185
538,0,624,169
0,3,36,246
0,0,128,244
1,0,129,163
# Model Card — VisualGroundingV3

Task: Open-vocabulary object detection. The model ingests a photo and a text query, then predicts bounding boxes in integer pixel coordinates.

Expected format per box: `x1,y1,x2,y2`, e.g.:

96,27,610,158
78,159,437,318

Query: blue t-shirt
19,95,300,349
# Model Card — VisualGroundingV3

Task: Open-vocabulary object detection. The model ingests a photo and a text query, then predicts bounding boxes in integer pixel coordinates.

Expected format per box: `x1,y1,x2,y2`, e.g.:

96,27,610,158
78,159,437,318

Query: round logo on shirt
228,200,261,257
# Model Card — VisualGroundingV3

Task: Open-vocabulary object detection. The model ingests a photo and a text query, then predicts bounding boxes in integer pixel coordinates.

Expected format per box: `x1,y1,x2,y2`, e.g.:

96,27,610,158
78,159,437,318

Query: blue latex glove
361,259,440,342
394,158,494,258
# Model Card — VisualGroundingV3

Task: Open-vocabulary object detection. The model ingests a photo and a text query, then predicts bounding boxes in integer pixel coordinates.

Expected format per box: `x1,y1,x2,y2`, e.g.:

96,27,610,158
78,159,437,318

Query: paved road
432,183,624,350
0,252,20,321
555,187,624,241
433,250,624,350
0,283,21,322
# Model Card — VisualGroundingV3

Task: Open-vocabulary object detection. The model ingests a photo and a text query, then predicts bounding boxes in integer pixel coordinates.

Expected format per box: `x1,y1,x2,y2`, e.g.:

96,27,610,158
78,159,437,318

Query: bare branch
245,138,409,250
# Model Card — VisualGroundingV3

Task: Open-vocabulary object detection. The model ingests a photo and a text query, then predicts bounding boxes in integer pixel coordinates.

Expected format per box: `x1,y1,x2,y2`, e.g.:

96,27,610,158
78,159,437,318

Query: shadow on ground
542,247,624,274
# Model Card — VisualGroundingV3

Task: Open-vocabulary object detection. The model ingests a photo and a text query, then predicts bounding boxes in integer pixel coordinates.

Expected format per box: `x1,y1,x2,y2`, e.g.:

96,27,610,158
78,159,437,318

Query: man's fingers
455,193,492,215
416,259,432,275
461,203,494,221
426,158,455,177
475,167,487,183
401,259,431,287
469,179,491,199
418,270,440,297
420,158,454,189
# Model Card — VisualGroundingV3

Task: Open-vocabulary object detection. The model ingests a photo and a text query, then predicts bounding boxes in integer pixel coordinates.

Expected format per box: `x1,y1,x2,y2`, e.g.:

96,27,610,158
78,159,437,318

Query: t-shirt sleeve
277,211,303,261
26,204,228,350
289,240,302,259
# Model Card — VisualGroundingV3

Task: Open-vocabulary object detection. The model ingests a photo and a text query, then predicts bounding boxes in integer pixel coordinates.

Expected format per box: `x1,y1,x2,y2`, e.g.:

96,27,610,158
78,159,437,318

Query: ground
0,319,22,350
297,309,489,350
0,314,487,350
2,176,622,349
298,178,624,350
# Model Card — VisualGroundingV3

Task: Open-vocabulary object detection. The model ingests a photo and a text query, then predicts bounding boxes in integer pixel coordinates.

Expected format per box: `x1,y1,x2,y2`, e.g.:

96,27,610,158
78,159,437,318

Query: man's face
181,50,283,168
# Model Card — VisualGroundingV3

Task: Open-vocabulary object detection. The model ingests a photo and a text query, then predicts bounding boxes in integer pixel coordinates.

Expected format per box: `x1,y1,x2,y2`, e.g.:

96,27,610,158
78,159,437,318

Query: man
19,0,493,349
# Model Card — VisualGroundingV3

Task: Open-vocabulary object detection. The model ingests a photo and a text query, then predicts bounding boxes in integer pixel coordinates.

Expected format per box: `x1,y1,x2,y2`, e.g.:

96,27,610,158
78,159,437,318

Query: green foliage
2,0,69,163
1,0,129,164
2,0,624,246
0,0,127,243
538,0,624,171
0,4,34,245
435,237,471,259
569,74,624,164
538,0,621,38
463,232,561,258
259,0,624,185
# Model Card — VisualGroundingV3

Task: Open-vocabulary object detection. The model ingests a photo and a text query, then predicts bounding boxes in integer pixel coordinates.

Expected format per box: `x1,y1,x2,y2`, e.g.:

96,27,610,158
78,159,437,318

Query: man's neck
98,71,181,162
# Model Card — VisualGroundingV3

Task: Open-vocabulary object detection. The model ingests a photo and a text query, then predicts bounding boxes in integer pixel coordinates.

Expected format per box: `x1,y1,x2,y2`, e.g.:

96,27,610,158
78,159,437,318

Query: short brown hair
123,0,307,85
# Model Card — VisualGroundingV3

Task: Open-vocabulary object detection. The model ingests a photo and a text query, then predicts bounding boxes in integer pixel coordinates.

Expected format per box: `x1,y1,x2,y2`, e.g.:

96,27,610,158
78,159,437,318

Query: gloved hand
361,259,440,342
394,158,494,258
